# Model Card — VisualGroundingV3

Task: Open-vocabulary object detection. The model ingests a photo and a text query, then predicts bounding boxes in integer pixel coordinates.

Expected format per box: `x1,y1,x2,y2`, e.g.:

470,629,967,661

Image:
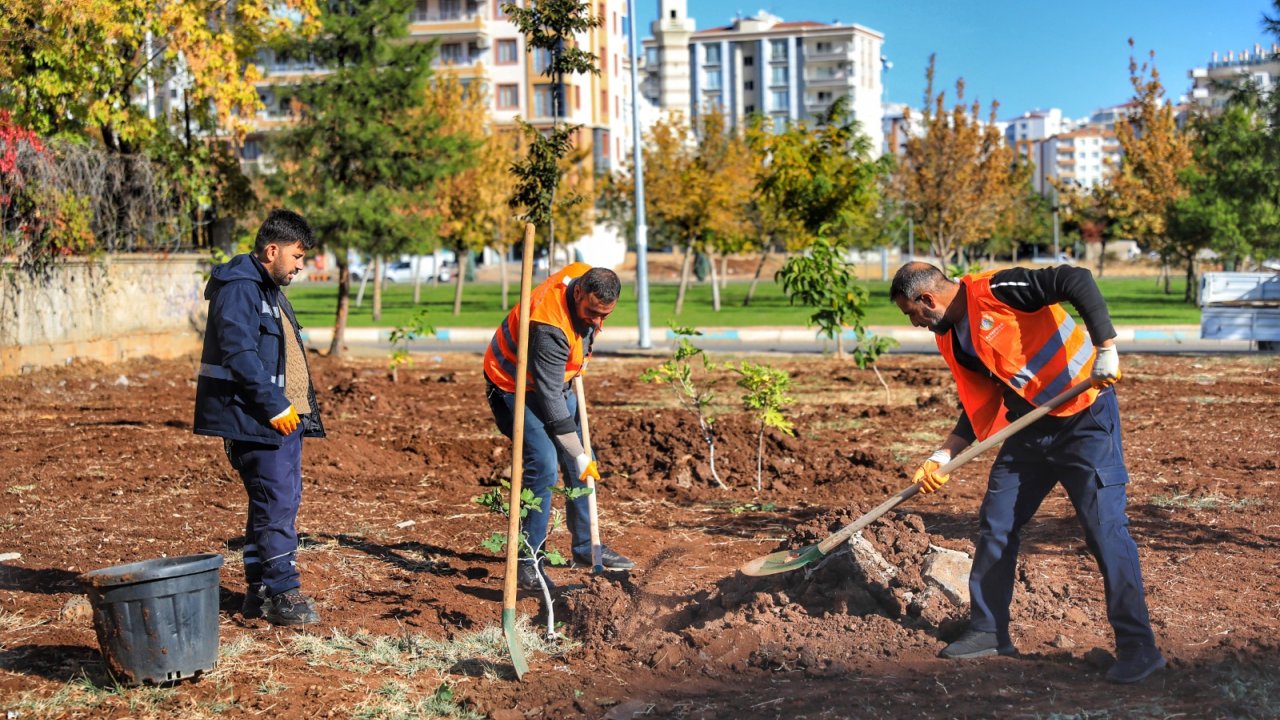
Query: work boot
241,585,266,620
939,629,1015,659
1106,645,1167,684
265,590,320,626
517,561,556,592
572,546,635,570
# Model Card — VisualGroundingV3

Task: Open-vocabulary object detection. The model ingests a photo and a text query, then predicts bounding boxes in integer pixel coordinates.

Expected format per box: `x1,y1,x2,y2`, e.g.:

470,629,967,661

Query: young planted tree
503,0,600,251
641,326,728,488
776,237,897,396
890,55,1021,265
731,361,794,493
387,309,435,383
269,0,472,354
1107,42,1195,300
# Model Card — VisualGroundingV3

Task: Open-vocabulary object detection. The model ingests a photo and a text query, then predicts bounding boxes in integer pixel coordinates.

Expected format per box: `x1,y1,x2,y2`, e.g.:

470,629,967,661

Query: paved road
302,325,1262,358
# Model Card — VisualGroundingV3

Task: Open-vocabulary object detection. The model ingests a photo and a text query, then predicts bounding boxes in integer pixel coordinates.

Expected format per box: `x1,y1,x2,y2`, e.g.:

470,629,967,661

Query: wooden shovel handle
573,376,603,568
503,223,537,612
815,378,1096,555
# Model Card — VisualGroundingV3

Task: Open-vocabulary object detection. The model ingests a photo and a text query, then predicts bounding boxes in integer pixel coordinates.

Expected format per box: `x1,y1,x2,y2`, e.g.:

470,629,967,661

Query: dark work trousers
485,383,592,561
968,388,1157,652
225,429,304,597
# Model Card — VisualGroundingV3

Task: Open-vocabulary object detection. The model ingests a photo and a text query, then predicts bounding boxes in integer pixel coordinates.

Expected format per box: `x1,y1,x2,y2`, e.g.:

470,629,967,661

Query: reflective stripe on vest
936,271,1100,441
483,262,593,393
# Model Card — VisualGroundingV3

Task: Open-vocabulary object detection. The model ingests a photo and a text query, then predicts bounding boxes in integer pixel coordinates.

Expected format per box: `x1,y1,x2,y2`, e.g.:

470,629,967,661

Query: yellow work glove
913,450,952,494
574,453,601,483
1091,345,1121,387
269,405,300,436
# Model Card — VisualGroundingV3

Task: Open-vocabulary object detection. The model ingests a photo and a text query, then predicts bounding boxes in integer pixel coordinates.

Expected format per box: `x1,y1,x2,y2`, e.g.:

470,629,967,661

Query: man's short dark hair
889,262,950,302
578,267,621,304
255,209,316,254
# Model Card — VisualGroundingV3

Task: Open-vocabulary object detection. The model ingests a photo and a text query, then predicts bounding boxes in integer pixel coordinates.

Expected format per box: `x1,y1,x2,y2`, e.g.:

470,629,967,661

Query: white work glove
1091,345,1120,387
574,453,600,482
912,450,952,494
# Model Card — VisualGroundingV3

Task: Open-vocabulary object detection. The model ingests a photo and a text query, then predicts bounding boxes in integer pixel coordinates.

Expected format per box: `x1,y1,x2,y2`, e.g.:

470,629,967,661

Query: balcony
804,68,851,87
805,44,851,61
408,5,489,43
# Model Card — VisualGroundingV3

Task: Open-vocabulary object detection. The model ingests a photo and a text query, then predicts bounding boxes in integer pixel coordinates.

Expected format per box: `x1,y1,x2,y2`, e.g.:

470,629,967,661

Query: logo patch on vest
980,314,1004,341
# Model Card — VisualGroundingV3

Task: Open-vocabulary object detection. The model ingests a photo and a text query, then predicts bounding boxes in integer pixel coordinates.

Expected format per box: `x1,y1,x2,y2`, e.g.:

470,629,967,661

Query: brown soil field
1,351,1278,719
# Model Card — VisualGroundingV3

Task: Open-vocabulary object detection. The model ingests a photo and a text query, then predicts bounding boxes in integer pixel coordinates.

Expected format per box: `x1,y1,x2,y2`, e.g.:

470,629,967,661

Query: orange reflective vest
484,262,593,393
936,271,1100,441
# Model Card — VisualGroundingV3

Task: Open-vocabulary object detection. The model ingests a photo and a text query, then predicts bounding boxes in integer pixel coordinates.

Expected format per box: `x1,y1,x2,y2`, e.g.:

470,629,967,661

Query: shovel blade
739,543,825,577
502,608,528,679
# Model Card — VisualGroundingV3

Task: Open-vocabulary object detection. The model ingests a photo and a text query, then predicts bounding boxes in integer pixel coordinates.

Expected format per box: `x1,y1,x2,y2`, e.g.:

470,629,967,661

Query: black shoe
1106,646,1166,684
939,629,1014,659
241,585,266,619
572,546,635,570
517,562,556,592
265,589,320,626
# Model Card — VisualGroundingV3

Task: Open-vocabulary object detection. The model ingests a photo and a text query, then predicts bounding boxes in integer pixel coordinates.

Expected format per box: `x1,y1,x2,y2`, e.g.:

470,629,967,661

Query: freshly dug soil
1,351,1278,719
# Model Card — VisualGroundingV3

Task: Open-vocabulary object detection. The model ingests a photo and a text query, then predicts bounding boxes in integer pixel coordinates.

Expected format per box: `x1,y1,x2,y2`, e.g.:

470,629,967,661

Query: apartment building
1004,108,1065,166
1189,44,1280,110
245,0,635,176
642,6,885,156
1035,126,1122,192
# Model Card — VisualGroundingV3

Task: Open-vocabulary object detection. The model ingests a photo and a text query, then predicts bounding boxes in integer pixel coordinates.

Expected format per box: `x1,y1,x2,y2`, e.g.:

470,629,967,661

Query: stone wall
0,254,208,375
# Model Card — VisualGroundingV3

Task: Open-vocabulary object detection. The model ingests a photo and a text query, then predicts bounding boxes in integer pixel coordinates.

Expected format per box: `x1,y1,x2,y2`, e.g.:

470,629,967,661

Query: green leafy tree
503,0,600,259
732,361,794,493
269,0,472,354
641,325,728,488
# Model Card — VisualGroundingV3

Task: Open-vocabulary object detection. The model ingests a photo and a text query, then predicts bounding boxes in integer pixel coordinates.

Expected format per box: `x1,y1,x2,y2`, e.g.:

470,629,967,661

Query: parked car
384,260,452,283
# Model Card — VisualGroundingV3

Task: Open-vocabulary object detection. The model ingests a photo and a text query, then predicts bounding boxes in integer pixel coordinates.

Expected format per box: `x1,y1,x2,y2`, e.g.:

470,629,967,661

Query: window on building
770,39,787,61
440,0,461,18
815,41,832,53
770,66,787,86
440,43,463,64
744,55,754,67
534,86,555,117
646,48,658,66
496,39,518,64
705,44,721,65
745,104,755,114
771,90,788,111
705,69,722,90
533,47,553,75
817,91,832,102
414,0,429,21
242,139,262,160
772,115,787,132
497,84,519,109
744,80,754,91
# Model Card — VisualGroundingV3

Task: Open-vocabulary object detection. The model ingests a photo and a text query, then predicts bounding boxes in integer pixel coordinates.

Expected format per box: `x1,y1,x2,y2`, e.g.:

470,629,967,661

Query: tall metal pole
1052,186,1061,260
627,0,651,348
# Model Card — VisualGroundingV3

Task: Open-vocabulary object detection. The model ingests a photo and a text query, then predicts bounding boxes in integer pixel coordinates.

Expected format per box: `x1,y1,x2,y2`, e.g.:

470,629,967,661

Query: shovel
502,223,537,679
740,378,1096,577
573,376,605,574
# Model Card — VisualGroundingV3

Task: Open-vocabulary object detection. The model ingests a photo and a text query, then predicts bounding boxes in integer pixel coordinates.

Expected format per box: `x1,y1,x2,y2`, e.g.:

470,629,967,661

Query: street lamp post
627,0,651,348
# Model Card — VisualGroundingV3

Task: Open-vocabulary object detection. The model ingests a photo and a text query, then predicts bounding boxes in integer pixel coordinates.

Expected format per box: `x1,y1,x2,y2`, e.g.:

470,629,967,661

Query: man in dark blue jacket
194,209,325,626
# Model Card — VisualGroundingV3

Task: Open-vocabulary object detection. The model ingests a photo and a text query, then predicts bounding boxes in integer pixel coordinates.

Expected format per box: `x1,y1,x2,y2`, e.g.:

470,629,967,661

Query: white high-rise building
642,10,885,155
1189,44,1280,111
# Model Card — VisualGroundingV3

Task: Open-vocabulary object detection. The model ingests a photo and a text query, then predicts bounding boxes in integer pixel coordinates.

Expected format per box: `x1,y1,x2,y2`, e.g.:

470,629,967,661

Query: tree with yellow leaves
422,75,519,315
1107,42,1195,298
890,55,1020,267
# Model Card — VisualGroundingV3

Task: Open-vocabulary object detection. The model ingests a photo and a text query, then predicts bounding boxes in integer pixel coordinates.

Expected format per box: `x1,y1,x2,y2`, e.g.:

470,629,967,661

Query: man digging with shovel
483,263,634,591
890,262,1165,684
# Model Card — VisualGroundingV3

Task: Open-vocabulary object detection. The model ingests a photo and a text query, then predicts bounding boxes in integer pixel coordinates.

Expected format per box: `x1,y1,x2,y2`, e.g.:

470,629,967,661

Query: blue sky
637,0,1278,120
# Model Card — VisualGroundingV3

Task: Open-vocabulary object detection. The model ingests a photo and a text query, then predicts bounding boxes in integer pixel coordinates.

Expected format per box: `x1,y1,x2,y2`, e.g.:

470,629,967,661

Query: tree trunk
1161,260,1171,294
412,255,423,305
453,250,466,316
1097,239,1107,278
329,263,350,358
356,265,370,307
372,255,384,322
1185,255,1197,304
836,330,846,359
674,241,695,316
499,245,510,310
719,255,730,289
708,252,722,312
743,249,770,307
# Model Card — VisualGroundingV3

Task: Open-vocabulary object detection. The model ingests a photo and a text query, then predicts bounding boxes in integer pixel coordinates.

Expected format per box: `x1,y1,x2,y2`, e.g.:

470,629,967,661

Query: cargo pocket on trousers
1094,465,1130,527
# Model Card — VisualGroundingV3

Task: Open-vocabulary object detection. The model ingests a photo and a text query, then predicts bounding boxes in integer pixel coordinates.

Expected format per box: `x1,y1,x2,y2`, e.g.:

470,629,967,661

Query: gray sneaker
939,629,1016,659
265,590,320,626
